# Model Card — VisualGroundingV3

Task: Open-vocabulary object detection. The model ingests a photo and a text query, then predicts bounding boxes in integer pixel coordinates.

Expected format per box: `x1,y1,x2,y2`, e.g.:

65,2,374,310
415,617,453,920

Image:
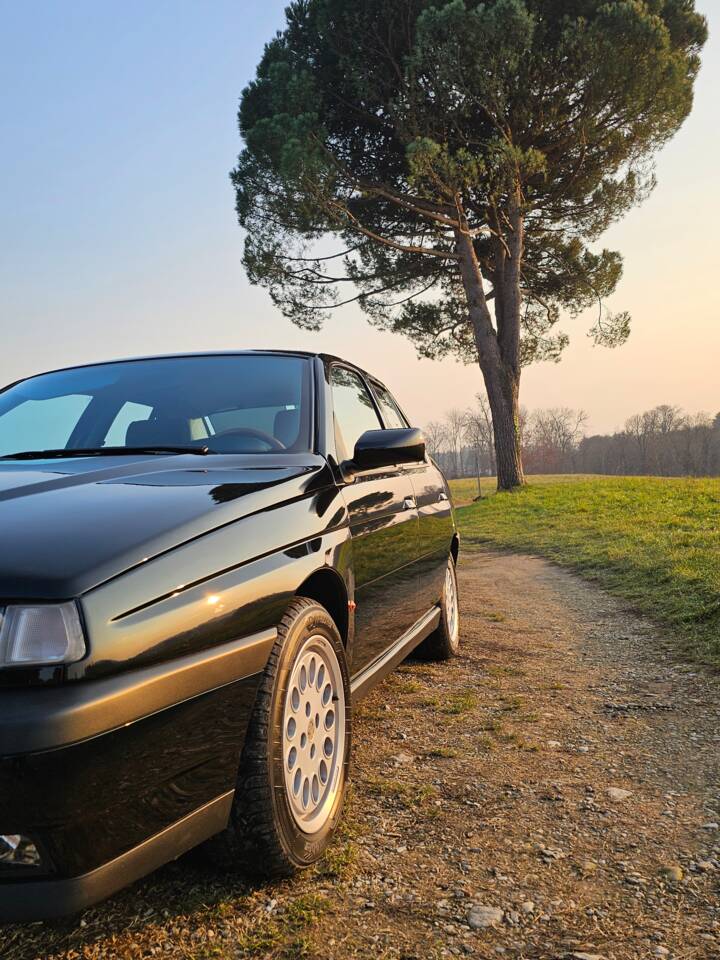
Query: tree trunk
454,225,525,491
485,366,525,490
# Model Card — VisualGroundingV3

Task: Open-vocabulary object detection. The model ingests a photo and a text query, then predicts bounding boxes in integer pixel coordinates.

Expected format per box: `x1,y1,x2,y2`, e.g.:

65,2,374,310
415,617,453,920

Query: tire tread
204,598,343,878
417,558,460,662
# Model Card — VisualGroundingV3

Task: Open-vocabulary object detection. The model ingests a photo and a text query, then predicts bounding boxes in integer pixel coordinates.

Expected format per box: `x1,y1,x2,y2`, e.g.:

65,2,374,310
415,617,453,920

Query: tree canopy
233,0,706,487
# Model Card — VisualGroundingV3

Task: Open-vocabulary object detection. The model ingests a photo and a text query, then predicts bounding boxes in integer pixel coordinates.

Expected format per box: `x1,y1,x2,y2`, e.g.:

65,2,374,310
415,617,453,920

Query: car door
370,381,454,610
330,365,421,674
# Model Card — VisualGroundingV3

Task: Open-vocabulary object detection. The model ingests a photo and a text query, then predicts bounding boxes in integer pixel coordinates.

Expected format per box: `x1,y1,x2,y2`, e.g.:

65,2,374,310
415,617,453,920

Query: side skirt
350,606,441,701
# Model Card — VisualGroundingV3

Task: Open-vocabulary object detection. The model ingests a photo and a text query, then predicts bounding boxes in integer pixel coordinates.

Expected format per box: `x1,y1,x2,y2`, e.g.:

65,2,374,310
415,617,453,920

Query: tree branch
327,201,460,259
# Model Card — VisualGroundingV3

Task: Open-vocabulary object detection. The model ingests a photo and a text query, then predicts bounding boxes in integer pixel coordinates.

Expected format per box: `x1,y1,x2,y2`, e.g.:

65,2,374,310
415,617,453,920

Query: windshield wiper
0,445,210,460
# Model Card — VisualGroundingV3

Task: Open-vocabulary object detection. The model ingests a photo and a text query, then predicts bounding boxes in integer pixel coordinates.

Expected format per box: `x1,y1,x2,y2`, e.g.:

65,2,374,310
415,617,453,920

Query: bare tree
463,394,495,497
577,405,720,477
427,402,719,481
655,405,687,435
672,412,712,476
444,409,467,480
527,408,588,472
475,393,496,474
626,405,689,473
625,411,655,473
424,420,448,461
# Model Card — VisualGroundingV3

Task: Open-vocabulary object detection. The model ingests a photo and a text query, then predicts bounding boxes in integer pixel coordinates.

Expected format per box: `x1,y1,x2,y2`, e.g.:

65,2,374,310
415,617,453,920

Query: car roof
6,350,390,393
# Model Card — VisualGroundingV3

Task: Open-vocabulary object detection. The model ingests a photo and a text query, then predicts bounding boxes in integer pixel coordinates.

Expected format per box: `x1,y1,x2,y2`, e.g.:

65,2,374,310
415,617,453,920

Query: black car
0,351,459,921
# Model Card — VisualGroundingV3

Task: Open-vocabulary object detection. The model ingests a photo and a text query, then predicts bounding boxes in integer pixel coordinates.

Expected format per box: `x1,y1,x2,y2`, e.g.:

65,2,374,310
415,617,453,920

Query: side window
104,401,153,447
330,367,382,460
372,384,408,429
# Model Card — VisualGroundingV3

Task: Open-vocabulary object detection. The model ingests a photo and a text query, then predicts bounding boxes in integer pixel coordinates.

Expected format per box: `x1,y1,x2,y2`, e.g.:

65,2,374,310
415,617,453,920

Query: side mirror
342,427,426,478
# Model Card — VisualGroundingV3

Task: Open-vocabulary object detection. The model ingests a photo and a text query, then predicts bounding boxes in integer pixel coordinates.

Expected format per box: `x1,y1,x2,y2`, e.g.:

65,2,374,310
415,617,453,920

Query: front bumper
0,628,276,922
0,792,233,922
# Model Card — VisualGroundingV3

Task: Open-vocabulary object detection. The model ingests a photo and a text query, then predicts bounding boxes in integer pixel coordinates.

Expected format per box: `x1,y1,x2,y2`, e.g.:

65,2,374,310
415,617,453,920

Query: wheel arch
295,567,349,645
451,533,459,565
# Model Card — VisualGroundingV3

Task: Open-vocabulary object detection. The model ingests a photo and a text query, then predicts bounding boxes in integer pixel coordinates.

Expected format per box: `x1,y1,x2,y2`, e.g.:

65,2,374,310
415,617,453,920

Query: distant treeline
426,400,720,480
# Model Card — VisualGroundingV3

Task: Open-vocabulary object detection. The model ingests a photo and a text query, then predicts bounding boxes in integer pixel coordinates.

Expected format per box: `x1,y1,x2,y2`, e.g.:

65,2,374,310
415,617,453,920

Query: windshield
0,355,313,457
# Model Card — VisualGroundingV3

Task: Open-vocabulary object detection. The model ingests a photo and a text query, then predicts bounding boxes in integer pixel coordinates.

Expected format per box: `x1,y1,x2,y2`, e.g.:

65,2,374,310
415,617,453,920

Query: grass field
451,474,720,664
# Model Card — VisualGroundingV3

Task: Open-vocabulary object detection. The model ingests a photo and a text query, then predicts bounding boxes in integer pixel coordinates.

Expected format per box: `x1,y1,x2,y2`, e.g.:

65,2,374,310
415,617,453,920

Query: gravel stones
606,787,633,802
467,905,504,929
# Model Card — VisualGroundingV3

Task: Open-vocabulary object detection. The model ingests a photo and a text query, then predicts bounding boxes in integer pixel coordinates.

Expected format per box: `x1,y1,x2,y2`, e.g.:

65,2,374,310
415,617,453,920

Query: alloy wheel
281,634,346,833
446,563,459,649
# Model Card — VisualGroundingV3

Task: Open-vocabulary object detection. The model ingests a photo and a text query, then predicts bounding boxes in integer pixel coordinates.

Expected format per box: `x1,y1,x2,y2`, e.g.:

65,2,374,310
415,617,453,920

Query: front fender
76,489,351,683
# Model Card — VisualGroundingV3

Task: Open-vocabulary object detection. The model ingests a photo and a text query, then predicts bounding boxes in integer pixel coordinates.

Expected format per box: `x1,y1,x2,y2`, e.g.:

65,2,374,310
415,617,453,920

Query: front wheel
206,598,351,877
417,557,460,661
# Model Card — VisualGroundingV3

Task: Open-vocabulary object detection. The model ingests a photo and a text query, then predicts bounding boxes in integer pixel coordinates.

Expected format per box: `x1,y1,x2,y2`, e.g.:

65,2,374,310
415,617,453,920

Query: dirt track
4,551,720,960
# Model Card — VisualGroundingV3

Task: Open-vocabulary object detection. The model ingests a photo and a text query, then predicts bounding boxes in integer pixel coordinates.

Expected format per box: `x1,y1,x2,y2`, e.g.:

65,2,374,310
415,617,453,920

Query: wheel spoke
445,563,459,644
281,634,346,833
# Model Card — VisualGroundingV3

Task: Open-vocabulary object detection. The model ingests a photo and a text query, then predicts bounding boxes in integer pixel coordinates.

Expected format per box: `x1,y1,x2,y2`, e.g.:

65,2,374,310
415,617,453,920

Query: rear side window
372,383,408,429
330,367,381,460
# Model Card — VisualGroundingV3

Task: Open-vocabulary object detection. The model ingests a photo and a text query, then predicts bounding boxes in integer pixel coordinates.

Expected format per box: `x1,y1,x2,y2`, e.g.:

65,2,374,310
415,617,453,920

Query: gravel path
4,551,720,960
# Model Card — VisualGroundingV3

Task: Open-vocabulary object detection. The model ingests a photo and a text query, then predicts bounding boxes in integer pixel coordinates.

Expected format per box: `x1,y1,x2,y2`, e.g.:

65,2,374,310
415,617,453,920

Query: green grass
365,776,439,808
443,690,478,714
450,473,599,506
452,474,720,664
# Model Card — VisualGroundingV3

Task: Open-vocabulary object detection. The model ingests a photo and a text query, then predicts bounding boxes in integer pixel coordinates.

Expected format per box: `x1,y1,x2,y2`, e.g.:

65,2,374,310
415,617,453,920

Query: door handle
403,496,416,511
438,492,449,502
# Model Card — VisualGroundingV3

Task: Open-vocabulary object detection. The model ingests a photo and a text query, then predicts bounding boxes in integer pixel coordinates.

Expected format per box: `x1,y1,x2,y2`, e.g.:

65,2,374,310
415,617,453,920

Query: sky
1,0,717,436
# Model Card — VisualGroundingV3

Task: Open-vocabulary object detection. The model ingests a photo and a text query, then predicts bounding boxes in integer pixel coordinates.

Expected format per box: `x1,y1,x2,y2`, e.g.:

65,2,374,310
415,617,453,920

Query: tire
205,598,351,878
417,557,460,661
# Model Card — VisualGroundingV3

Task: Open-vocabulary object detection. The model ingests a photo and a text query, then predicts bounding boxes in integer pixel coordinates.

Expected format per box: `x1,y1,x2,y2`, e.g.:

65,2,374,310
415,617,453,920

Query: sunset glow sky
1,0,717,435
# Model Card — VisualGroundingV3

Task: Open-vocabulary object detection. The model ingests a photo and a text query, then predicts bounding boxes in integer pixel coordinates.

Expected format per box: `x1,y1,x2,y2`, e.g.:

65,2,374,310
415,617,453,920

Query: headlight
0,834,42,867
0,602,86,666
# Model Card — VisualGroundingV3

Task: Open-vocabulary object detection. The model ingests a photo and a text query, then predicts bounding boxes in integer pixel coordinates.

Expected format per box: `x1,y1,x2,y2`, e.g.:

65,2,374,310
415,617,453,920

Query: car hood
0,453,332,599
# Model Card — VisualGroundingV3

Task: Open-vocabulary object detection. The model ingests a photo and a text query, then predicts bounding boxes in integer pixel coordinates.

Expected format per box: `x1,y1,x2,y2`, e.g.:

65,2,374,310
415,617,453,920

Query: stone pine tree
232,0,706,489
